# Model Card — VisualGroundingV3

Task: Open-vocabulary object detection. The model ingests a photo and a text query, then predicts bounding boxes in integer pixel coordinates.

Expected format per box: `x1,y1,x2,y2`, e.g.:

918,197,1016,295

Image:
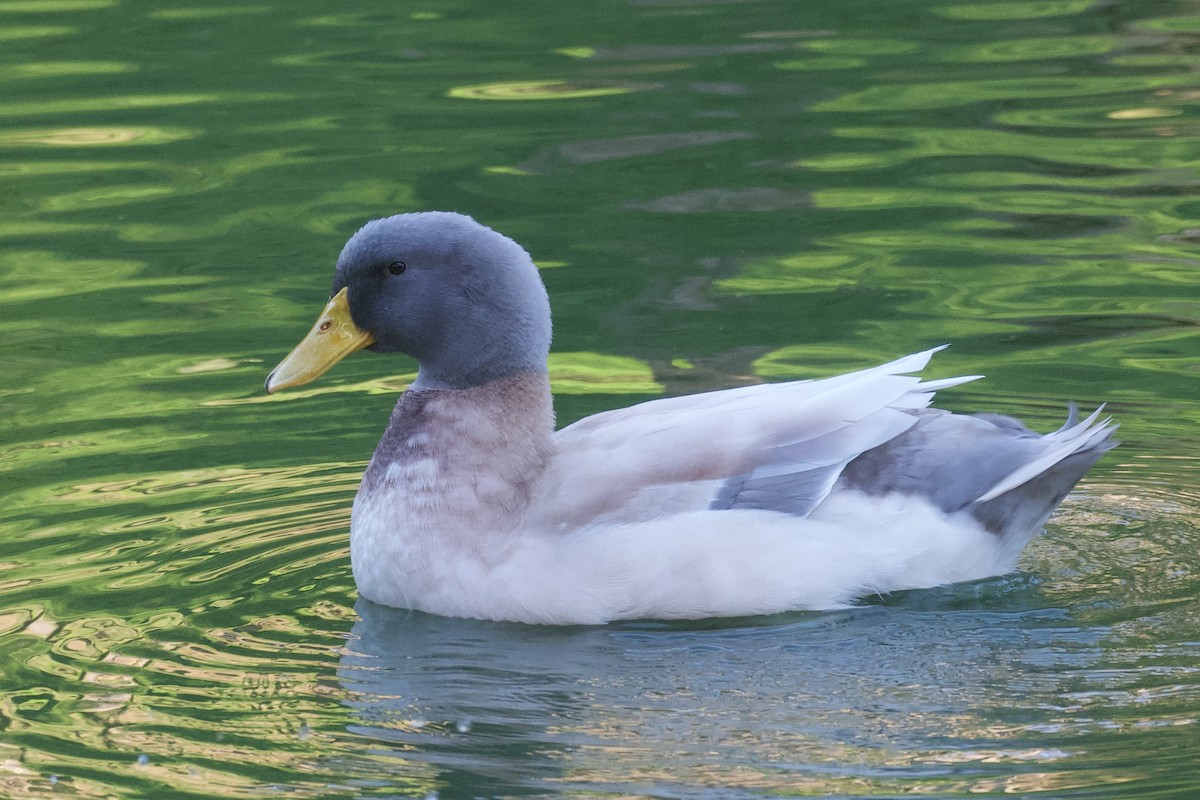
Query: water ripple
3,0,1200,796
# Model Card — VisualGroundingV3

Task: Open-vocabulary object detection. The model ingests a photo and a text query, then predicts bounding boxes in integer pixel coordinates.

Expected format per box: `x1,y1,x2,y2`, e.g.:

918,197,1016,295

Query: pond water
2,0,1199,797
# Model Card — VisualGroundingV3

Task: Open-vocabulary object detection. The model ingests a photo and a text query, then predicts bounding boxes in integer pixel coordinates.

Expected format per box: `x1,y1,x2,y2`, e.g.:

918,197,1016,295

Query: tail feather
971,406,1117,541
975,405,1116,503
838,403,1117,542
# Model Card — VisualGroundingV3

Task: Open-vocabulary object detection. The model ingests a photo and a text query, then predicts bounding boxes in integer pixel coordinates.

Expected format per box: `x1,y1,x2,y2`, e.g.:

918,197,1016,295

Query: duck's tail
971,403,1118,546
838,402,1118,546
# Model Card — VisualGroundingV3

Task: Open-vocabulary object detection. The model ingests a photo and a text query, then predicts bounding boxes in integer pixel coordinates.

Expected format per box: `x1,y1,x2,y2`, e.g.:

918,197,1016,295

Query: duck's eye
387,260,407,276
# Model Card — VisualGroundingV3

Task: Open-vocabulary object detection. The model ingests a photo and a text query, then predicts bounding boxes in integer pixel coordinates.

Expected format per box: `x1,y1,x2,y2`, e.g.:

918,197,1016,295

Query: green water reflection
1,0,1198,796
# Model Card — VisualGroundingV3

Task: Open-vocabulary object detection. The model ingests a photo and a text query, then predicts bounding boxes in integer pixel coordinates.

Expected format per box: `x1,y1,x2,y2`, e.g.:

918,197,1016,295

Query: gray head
333,212,552,390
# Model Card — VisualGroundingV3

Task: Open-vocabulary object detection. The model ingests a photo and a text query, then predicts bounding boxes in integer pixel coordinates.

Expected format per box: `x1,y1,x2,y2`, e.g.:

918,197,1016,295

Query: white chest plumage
349,373,554,613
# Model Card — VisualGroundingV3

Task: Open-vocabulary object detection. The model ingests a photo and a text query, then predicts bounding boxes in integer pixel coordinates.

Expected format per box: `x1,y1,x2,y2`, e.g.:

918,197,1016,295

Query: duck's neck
360,370,555,529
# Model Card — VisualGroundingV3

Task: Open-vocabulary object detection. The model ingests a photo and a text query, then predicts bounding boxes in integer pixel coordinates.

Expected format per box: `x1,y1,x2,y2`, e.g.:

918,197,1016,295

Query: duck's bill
265,287,376,393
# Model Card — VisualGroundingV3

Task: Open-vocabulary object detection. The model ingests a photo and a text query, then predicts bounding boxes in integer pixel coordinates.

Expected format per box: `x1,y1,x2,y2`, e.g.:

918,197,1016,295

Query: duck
265,211,1117,625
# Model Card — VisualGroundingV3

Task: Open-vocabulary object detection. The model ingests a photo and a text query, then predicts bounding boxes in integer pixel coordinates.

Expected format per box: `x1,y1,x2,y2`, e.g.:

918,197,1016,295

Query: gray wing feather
838,405,1117,538
711,463,846,516
711,406,919,516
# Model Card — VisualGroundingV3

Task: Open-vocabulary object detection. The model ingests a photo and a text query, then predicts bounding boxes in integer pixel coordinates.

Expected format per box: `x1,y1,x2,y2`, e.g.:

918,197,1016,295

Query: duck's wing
531,347,979,529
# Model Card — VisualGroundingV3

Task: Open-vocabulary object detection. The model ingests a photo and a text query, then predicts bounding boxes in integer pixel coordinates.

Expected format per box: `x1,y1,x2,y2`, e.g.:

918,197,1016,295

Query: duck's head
265,212,552,393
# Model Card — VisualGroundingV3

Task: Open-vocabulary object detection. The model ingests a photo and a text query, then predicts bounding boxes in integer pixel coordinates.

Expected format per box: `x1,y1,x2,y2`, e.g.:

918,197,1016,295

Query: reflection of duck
266,212,1117,624
340,597,1081,795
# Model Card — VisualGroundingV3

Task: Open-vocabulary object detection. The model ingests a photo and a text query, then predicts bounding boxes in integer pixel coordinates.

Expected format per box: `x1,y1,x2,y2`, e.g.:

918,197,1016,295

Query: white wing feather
531,347,980,528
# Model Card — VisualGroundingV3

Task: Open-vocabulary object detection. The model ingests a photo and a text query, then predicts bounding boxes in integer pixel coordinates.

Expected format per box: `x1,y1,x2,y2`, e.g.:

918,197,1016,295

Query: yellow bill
265,287,376,393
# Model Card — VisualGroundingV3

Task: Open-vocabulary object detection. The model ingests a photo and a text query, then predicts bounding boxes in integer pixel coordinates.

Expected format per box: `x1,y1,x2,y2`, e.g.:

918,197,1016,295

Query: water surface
1,0,1198,797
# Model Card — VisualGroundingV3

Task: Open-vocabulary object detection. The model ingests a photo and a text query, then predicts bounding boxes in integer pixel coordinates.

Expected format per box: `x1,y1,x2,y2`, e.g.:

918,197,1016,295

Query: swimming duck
266,212,1117,625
